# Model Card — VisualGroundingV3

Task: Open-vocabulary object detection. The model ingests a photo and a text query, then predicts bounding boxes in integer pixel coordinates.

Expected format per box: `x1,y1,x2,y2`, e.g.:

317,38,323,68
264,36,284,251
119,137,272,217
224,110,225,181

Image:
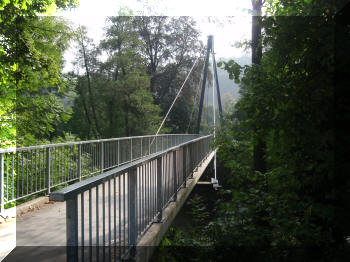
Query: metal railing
49,134,212,261
0,134,200,213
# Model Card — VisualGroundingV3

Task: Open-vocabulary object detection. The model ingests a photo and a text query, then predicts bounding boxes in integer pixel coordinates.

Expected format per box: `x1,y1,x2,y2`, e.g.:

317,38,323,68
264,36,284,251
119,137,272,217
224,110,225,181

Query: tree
1,16,75,146
75,26,102,137
208,0,350,259
102,16,162,136
251,0,267,173
0,0,78,147
133,16,203,133
69,16,161,139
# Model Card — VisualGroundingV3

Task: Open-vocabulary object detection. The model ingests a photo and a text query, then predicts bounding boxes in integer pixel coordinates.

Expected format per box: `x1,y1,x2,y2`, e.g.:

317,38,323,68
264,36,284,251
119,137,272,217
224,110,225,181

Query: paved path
15,179,132,247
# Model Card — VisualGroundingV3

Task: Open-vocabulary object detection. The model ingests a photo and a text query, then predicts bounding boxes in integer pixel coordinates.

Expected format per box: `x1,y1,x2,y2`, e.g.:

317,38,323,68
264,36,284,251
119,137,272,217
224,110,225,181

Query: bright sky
57,0,252,71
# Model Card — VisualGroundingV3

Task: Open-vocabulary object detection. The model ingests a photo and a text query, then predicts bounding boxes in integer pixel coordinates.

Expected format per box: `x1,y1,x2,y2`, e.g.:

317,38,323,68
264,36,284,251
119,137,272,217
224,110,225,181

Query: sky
57,0,253,72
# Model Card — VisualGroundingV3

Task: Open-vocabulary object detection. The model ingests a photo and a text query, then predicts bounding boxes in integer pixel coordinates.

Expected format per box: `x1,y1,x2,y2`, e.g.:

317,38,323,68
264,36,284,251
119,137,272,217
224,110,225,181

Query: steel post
156,157,163,222
130,138,133,161
189,144,193,178
128,166,137,259
66,196,78,262
77,144,81,181
0,154,4,213
173,150,177,202
183,146,187,188
100,142,104,173
46,148,51,194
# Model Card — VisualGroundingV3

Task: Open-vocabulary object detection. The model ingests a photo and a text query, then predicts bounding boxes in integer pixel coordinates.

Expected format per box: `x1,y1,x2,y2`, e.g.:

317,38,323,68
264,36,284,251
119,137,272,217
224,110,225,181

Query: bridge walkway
1,135,214,262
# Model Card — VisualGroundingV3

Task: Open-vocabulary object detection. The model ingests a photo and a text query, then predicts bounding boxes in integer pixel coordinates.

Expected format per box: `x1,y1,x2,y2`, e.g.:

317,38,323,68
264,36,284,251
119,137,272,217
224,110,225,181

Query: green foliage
156,1,350,260
217,60,243,83
210,0,350,258
68,16,203,139
68,19,162,139
0,0,78,147
133,16,203,133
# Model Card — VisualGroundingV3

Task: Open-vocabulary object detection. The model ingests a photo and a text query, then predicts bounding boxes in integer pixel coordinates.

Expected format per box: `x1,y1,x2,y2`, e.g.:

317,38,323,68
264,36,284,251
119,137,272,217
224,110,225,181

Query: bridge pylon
196,35,223,134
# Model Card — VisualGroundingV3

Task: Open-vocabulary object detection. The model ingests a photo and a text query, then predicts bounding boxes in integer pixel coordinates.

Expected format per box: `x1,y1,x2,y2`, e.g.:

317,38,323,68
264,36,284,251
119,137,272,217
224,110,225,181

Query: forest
1,0,350,261
1,4,208,147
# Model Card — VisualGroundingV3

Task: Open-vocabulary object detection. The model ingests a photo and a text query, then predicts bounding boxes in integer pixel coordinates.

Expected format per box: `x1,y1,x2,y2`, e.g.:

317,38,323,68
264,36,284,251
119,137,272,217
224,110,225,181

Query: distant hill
204,55,251,107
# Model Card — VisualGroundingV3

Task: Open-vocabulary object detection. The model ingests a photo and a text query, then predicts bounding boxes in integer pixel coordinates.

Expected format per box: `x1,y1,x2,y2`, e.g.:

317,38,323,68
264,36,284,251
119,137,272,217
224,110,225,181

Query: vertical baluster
113,175,117,259
183,146,187,188
81,192,85,261
6,154,8,203
102,181,106,261
128,166,137,259
117,141,120,167
46,148,50,194
141,138,143,158
89,188,92,261
173,151,177,202
123,173,126,254
108,179,111,261
34,151,37,193
156,157,163,222
0,153,4,213
96,184,99,259
67,195,78,262
118,175,121,260
78,144,81,181
26,151,28,195
100,142,104,174
130,138,132,162
12,154,14,201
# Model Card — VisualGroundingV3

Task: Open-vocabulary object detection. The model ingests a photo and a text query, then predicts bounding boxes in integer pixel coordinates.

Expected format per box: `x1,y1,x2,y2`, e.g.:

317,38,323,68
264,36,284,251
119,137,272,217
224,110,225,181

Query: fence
49,134,213,261
0,134,200,213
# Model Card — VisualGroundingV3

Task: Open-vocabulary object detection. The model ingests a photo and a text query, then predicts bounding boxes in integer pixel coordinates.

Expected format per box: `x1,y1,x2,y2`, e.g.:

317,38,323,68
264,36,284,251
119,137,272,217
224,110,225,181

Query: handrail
0,134,201,153
50,135,212,202
0,134,201,213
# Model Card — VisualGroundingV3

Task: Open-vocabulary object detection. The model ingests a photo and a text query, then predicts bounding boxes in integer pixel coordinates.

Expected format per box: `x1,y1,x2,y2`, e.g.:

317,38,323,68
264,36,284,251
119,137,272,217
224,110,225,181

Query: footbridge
0,35,222,262
0,134,215,261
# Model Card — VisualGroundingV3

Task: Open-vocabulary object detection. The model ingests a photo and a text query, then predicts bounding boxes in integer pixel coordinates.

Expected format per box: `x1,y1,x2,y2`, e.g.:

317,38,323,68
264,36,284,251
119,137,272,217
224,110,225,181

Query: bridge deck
1,135,213,261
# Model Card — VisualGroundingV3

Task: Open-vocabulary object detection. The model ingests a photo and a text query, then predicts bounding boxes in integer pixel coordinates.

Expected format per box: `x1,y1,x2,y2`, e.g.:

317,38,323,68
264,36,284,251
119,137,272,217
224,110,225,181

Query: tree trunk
81,38,101,138
252,0,267,173
108,98,114,137
124,100,130,137
78,79,94,139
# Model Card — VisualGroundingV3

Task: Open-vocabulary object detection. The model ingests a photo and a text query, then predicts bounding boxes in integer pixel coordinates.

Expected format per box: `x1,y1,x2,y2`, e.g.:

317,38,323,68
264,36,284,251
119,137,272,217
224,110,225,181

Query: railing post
183,146,187,188
100,142,104,173
156,156,163,222
189,144,193,178
77,144,81,181
148,137,150,155
0,153,4,213
172,150,177,202
156,136,158,153
66,196,78,262
128,166,137,258
46,148,51,194
141,137,143,158
130,138,133,161
117,140,120,166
